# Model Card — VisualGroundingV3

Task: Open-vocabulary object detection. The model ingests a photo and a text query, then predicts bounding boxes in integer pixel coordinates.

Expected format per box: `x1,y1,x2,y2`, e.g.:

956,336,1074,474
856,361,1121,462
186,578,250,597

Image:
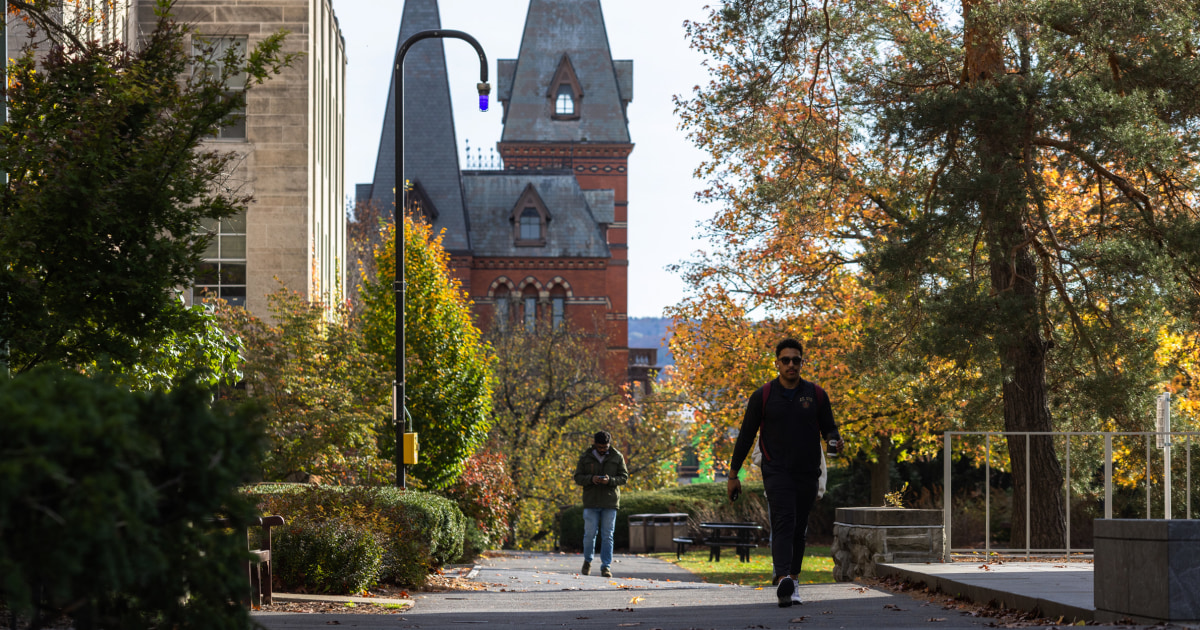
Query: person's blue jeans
582,507,617,568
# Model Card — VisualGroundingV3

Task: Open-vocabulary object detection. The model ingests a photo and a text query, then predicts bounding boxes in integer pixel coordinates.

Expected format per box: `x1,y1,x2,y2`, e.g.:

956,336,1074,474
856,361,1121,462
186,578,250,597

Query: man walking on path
727,338,843,608
573,430,629,578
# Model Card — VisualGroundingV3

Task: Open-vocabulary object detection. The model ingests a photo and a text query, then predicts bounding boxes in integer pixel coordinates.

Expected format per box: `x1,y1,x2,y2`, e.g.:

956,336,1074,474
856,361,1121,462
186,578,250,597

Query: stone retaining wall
831,507,944,582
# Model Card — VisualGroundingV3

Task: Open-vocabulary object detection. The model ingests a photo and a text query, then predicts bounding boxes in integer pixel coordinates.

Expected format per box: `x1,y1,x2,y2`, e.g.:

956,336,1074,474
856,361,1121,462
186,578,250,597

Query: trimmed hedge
557,481,768,551
247,484,466,588
272,520,384,594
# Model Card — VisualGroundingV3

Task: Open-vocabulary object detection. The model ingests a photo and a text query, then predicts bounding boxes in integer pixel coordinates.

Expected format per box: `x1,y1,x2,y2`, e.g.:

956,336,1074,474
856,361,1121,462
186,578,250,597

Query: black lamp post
394,30,489,489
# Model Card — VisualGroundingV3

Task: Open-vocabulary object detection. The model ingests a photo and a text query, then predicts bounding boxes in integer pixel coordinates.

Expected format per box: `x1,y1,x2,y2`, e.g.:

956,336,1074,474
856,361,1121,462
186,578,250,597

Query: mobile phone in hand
730,487,741,502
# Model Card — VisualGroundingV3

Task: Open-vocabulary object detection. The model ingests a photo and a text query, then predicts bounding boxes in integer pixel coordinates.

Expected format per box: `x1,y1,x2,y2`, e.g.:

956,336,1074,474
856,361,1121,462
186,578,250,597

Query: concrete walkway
879,561,1095,622
254,551,1187,630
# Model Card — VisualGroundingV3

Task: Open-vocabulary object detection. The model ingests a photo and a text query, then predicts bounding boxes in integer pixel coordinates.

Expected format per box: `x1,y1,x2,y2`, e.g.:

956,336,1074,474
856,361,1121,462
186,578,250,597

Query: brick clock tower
361,0,654,387
489,0,635,378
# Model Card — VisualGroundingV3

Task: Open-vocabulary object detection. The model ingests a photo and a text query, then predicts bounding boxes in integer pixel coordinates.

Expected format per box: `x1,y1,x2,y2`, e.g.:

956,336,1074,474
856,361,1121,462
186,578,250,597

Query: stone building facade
155,0,347,314
8,0,348,317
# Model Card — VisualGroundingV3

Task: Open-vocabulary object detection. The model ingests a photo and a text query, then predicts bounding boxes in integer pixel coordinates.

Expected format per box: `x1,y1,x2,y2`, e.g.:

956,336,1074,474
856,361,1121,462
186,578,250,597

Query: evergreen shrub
248,484,465,588
0,367,264,629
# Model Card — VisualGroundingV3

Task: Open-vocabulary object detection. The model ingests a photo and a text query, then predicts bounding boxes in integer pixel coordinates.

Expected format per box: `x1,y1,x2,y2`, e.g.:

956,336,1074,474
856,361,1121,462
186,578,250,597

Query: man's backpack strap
814,383,828,407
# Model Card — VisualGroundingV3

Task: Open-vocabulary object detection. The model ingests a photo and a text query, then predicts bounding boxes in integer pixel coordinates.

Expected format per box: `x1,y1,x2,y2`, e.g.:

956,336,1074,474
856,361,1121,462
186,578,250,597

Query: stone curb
272,593,414,607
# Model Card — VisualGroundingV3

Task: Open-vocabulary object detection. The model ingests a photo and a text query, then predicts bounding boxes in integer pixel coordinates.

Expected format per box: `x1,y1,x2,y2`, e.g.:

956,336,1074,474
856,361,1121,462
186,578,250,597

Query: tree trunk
965,0,1066,550
869,434,891,506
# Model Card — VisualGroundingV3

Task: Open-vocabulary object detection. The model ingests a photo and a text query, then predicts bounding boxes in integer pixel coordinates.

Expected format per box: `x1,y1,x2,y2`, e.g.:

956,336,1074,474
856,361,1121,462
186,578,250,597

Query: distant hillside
628,317,674,367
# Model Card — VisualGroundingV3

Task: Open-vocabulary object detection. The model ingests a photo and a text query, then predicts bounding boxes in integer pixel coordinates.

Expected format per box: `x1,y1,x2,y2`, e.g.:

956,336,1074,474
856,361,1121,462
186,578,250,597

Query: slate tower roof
361,0,471,252
497,0,633,144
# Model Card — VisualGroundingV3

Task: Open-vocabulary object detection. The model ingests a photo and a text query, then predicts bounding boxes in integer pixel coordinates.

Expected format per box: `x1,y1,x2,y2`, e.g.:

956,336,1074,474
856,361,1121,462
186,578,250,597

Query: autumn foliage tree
667,278,959,505
214,288,392,484
359,215,493,490
484,319,616,545
678,0,1200,546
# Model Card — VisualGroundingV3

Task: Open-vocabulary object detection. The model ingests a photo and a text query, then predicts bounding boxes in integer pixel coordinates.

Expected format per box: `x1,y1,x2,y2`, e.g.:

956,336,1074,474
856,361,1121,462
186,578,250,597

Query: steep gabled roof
362,0,471,252
462,172,611,258
498,0,632,144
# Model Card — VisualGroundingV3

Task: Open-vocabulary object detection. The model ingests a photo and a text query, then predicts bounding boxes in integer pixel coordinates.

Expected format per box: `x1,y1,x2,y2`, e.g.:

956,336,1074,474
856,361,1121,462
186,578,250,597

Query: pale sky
329,0,717,318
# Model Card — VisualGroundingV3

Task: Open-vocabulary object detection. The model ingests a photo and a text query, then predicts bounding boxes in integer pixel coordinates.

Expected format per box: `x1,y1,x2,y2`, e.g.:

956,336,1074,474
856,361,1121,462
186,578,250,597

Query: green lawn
648,545,834,586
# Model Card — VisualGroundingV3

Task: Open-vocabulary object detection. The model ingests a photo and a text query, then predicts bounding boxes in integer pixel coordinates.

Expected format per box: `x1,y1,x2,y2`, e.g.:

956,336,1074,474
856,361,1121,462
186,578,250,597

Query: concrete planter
1094,519,1200,624
831,507,944,582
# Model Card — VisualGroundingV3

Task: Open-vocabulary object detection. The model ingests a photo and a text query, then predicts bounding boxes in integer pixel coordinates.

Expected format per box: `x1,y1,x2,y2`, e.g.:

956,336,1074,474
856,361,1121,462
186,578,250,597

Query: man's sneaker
790,589,803,606
776,576,795,608
600,566,613,578
581,561,591,575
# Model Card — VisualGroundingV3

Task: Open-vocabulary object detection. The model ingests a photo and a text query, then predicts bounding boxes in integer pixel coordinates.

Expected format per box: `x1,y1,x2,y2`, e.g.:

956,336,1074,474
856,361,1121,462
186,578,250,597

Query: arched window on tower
493,286,510,329
549,54,582,121
550,288,566,328
555,84,575,116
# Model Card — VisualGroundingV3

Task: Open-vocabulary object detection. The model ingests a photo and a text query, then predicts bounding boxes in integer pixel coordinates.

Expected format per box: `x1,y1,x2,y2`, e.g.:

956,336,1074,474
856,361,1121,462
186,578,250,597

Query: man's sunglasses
778,356,803,365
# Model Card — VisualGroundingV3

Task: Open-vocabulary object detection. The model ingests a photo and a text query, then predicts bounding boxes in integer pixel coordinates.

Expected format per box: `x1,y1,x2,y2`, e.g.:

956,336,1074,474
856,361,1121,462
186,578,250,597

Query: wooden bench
216,515,286,607
671,535,759,562
697,522,763,563
705,538,758,562
671,536,699,560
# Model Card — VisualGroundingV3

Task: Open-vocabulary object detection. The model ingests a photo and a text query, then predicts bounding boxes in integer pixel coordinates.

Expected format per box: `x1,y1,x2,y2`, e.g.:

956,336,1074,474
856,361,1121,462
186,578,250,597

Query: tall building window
494,287,510,329
551,295,565,328
194,36,248,140
520,207,541,240
195,211,247,306
524,294,537,331
555,84,575,116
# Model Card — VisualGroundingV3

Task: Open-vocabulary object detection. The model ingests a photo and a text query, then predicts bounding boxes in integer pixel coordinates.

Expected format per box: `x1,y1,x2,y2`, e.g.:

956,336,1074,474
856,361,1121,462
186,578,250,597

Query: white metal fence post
944,432,952,563
1105,433,1113,520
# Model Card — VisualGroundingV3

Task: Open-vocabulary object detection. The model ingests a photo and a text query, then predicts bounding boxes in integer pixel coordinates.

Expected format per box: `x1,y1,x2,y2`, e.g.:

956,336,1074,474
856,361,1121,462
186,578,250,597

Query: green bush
273,520,384,594
557,481,768,551
248,484,466,588
0,367,264,629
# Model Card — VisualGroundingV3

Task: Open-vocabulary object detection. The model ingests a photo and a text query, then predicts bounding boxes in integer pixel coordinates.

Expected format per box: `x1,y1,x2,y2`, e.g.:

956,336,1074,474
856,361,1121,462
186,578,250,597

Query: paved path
253,551,1183,630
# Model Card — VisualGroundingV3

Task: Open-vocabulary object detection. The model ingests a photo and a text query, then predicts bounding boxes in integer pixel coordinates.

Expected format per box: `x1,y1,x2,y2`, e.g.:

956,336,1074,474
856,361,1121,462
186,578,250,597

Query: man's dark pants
762,464,820,580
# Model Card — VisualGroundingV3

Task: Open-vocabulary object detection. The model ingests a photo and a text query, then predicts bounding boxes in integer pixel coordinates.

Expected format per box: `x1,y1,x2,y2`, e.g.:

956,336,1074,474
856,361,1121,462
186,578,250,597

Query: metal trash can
652,513,689,552
627,514,655,553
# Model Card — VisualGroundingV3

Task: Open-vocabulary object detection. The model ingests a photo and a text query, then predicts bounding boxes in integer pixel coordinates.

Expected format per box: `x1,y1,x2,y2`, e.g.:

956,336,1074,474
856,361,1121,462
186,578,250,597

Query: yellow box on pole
403,432,418,465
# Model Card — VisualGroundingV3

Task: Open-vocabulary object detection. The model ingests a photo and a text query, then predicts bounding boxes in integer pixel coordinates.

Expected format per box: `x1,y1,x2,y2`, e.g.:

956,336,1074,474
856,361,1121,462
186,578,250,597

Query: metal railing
942,430,1200,561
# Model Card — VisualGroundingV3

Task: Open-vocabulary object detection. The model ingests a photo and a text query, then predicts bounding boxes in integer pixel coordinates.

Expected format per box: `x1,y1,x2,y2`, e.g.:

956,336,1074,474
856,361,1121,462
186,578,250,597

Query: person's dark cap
594,431,611,444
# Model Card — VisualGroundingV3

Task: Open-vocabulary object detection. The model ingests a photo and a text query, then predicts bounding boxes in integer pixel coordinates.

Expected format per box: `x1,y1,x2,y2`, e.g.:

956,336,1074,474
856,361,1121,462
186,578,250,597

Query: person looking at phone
572,430,629,577
726,338,843,608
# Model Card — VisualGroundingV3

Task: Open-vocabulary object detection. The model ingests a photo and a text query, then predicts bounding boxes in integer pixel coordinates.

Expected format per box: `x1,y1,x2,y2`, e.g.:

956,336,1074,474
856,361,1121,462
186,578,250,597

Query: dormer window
555,84,575,116
520,207,541,240
548,54,583,121
510,183,550,246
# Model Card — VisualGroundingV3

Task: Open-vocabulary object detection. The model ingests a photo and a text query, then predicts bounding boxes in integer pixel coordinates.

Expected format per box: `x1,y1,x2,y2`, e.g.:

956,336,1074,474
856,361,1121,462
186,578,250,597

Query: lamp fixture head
477,82,491,112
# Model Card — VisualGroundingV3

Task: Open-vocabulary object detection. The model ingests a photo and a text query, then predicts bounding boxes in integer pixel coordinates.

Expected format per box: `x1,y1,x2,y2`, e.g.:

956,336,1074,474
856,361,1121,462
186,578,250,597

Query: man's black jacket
729,377,839,476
